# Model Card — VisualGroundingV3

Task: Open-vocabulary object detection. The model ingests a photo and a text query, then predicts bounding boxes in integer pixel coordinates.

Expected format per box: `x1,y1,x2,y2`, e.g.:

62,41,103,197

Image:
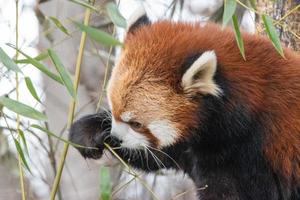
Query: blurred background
0,0,299,199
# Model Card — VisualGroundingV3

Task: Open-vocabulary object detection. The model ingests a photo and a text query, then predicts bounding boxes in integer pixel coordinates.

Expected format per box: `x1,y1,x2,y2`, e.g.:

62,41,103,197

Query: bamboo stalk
15,0,26,199
49,1,95,199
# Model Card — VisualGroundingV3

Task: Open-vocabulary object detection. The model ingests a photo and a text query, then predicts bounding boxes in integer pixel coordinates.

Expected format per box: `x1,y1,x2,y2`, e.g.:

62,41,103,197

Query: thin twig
44,117,62,200
111,176,136,197
171,185,208,200
2,113,50,154
104,143,161,200
236,0,300,39
96,27,115,112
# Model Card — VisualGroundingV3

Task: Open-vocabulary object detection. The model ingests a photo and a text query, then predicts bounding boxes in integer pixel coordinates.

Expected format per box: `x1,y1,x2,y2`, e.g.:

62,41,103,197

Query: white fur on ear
182,51,222,97
126,5,150,34
127,5,146,29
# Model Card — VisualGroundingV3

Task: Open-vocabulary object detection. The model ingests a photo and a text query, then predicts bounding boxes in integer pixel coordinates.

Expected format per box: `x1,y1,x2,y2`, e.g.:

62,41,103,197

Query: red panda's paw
69,110,112,159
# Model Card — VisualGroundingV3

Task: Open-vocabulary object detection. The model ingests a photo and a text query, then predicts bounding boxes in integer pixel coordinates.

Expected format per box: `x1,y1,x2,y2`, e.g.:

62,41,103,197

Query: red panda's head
107,11,222,150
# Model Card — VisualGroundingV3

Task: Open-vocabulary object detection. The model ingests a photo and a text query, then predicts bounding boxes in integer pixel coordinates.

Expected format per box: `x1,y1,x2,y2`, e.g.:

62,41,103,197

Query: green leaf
31,124,94,149
25,77,41,103
8,44,63,84
18,129,29,156
232,14,246,60
49,16,70,35
48,49,77,99
13,138,31,172
100,167,112,200
69,0,98,11
73,21,122,46
105,2,127,28
262,14,285,57
16,52,49,64
222,0,237,27
0,47,22,73
0,96,47,121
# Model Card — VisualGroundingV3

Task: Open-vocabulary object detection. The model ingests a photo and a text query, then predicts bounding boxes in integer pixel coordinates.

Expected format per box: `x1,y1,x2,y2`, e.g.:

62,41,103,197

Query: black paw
69,109,112,159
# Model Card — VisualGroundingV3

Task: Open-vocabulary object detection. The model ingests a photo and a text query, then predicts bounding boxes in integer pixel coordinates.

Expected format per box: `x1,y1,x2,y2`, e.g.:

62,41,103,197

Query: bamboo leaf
0,96,47,120
69,0,98,11
262,14,285,57
7,44,63,84
25,77,41,103
73,21,122,46
16,52,49,64
100,167,112,200
105,2,127,28
49,16,70,35
0,47,22,73
222,0,237,27
31,124,94,149
48,49,77,99
18,129,29,156
232,14,246,60
13,138,31,172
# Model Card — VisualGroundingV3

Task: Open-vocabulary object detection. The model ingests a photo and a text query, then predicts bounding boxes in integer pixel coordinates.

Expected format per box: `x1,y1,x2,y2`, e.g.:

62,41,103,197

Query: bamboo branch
15,0,26,199
49,1,95,199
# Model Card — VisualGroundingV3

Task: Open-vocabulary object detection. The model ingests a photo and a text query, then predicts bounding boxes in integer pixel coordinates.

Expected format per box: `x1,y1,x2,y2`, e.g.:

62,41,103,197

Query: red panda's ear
181,51,222,97
127,7,150,34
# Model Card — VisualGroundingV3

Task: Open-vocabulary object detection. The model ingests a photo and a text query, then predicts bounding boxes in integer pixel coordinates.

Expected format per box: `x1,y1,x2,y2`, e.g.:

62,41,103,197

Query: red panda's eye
129,121,143,130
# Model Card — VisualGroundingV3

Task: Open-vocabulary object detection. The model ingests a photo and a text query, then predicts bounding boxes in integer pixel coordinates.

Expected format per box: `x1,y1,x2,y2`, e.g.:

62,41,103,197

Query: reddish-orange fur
110,21,300,183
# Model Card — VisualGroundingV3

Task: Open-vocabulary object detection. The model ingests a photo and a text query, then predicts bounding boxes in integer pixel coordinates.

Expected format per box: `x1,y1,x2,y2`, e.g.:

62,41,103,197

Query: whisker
100,117,111,128
144,146,160,169
143,147,151,170
101,127,111,134
145,146,165,169
147,145,181,170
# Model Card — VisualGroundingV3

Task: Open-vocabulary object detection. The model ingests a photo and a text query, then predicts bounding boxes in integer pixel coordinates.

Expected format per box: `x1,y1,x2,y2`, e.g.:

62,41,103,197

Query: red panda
69,10,300,200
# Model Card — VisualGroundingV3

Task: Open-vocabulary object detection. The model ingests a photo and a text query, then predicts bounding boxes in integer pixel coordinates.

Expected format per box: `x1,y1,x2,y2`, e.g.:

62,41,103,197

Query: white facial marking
120,111,133,122
111,118,149,149
148,120,178,147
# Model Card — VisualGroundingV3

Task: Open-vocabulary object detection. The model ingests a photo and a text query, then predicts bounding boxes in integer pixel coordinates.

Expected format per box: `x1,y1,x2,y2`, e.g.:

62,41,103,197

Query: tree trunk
257,0,300,51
